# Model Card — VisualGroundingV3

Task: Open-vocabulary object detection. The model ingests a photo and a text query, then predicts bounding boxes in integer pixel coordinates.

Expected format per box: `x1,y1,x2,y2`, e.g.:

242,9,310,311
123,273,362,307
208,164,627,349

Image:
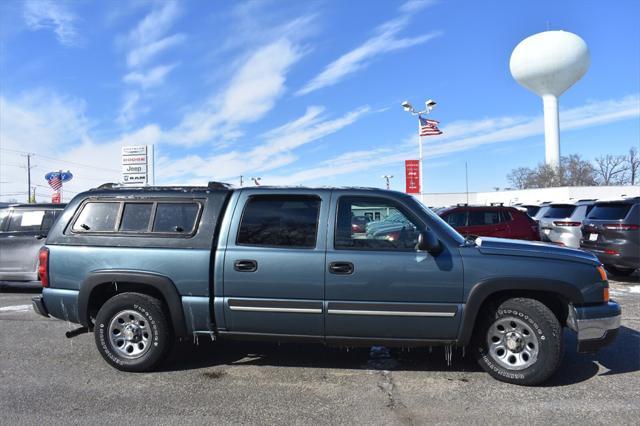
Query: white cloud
262,94,640,185
297,1,440,95
158,105,371,183
127,33,186,68
117,2,184,126
0,91,121,202
124,63,178,89
23,0,79,46
167,38,302,146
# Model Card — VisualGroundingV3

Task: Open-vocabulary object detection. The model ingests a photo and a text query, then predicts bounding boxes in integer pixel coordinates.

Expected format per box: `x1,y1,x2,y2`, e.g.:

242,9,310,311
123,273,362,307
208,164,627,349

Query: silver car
538,200,596,247
0,204,65,283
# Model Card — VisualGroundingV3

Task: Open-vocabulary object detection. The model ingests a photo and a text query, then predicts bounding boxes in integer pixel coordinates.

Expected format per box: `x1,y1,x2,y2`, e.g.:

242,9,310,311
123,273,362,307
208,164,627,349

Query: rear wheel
605,265,636,277
472,297,562,385
94,292,172,372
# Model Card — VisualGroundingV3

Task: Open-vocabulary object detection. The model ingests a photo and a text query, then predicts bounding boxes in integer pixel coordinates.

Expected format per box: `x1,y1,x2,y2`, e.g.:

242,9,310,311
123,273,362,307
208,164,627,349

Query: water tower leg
542,94,560,167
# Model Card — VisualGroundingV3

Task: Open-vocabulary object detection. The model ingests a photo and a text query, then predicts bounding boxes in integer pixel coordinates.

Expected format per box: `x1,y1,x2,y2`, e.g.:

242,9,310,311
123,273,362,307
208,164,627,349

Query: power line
0,147,120,173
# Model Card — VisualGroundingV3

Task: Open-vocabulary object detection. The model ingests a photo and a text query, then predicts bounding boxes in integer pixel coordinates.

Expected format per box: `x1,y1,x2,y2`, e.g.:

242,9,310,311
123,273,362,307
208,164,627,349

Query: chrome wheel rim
108,310,152,359
487,317,539,370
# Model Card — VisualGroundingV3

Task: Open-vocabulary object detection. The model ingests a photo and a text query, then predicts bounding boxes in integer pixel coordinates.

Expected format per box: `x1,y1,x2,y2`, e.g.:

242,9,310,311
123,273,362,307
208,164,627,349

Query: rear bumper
32,296,49,318
580,244,640,269
567,301,621,353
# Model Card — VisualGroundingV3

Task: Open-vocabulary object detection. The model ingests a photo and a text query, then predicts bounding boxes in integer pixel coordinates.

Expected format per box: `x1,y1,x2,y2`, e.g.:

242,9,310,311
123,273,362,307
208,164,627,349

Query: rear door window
445,211,467,227
120,203,153,232
7,210,46,232
468,210,501,226
152,203,199,233
587,203,632,220
238,196,321,248
73,202,120,232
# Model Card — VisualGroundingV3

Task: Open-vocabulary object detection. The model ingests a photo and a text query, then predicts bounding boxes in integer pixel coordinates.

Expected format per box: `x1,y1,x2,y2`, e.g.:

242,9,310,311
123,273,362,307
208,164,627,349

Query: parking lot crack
377,370,415,425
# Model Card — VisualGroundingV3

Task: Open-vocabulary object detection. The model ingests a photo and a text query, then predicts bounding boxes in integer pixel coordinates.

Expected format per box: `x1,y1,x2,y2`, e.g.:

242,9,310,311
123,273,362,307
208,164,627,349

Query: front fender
456,277,584,346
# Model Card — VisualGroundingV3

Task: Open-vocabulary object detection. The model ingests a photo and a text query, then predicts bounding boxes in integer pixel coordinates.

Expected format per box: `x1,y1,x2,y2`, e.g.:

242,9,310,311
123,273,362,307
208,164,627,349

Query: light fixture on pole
401,99,437,202
251,177,261,186
382,175,394,190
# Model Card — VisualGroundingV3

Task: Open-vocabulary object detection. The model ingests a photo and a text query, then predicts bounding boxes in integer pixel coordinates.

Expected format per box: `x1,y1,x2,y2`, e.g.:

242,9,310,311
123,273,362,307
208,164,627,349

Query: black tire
472,297,562,386
605,265,636,277
94,292,173,372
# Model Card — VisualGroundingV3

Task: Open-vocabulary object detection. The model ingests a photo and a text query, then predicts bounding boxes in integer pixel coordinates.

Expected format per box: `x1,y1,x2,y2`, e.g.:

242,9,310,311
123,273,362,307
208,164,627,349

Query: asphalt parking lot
1,277,639,425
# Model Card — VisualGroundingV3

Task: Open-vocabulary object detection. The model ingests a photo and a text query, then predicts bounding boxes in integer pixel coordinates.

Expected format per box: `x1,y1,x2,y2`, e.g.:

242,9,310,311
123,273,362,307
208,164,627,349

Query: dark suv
0,203,66,282
580,197,640,276
439,205,539,241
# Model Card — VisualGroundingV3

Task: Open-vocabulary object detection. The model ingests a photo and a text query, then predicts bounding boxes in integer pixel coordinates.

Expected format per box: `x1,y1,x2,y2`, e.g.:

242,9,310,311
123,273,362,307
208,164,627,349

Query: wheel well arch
78,271,188,337
457,277,580,346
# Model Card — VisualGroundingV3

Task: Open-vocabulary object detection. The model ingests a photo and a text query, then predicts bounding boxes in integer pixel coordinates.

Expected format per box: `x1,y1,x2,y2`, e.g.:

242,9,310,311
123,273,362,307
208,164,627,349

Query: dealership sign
405,160,420,194
121,145,153,186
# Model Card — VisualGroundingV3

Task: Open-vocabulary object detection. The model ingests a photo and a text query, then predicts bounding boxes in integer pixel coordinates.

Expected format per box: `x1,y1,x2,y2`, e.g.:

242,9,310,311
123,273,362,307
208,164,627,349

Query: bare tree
625,147,639,185
507,167,534,189
594,154,627,185
562,154,597,186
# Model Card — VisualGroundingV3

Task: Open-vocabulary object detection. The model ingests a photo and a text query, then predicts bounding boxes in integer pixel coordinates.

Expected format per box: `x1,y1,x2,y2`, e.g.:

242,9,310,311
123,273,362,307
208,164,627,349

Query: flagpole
417,118,424,203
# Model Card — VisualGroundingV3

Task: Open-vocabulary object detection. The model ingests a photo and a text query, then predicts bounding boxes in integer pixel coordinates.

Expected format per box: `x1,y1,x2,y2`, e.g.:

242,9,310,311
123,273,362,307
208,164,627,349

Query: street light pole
251,177,261,186
382,175,394,190
402,99,437,204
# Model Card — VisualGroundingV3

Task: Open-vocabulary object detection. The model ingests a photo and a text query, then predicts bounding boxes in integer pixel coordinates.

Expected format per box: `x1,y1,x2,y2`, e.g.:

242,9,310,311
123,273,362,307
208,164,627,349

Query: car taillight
553,221,581,226
604,249,619,255
38,247,49,288
603,224,639,231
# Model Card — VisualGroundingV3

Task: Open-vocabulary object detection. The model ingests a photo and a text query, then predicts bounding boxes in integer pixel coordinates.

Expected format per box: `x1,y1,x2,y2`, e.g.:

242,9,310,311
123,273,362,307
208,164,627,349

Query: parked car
438,205,539,240
351,215,370,233
32,184,619,385
538,200,596,247
520,204,542,218
580,197,640,276
0,203,66,283
531,202,553,222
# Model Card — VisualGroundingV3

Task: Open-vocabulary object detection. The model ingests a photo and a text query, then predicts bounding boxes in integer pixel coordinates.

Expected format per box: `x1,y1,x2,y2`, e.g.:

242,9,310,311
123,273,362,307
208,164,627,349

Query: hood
476,237,599,266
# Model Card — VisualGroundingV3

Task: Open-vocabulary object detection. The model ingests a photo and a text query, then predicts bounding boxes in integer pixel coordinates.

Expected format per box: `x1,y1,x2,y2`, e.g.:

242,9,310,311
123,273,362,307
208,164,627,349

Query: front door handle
329,261,354,275
234,259,258,272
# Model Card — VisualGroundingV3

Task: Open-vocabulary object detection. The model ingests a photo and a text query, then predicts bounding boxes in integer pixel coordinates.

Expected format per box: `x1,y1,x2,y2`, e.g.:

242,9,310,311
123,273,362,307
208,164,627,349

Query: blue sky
1,0,638,202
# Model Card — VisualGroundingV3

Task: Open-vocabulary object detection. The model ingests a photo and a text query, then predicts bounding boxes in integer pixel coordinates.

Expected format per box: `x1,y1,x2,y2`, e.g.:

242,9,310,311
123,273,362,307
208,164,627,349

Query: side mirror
417,230,441,255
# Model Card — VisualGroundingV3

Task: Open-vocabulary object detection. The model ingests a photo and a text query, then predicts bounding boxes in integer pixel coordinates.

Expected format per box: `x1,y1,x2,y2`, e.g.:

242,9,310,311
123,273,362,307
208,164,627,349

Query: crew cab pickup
32,183,621,385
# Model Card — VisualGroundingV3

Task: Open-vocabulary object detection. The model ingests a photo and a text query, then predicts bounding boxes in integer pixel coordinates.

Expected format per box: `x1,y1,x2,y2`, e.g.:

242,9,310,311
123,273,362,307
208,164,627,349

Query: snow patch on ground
0,304,31,312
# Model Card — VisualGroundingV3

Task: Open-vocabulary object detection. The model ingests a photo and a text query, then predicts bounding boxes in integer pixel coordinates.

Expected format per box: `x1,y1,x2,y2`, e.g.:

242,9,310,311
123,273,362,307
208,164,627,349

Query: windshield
408,197,466,245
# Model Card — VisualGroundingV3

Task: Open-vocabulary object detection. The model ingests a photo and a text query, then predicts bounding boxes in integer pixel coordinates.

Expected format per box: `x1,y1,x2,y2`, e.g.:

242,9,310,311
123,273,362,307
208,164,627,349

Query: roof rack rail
207,181,233,189
456,203,468,207
489,202,504,206
96,182,120,189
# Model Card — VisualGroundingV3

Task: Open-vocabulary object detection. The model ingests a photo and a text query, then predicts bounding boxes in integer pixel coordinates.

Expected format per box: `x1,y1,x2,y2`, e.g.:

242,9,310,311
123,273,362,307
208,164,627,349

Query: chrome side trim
229,306,322,314
327,309,455,317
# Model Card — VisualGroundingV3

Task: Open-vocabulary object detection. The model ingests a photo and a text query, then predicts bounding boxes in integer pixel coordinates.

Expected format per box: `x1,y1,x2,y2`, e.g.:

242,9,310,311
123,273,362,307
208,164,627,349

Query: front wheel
94,292,173,372
472,297,562,385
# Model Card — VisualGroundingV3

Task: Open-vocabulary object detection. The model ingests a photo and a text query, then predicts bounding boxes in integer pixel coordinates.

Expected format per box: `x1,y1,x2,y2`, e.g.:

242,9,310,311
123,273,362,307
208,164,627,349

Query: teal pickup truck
32,183,620,385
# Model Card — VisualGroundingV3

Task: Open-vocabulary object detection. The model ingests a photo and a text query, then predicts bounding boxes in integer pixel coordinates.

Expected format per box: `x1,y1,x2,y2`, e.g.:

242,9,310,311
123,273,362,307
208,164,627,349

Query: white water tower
510,31,590,166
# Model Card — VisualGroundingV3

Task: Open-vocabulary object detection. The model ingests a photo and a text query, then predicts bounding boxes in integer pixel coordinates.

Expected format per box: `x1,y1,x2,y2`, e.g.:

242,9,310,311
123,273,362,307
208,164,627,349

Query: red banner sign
405,160,420,194
51,191,61,204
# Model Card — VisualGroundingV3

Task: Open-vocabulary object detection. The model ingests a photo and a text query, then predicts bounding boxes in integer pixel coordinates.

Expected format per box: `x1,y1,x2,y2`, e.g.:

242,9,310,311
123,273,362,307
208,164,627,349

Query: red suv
438,205,539,240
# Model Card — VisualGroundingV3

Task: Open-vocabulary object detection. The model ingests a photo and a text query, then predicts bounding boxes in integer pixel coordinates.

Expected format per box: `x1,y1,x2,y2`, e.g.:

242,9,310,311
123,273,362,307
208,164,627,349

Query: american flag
48,174,62,191
419,116,443,136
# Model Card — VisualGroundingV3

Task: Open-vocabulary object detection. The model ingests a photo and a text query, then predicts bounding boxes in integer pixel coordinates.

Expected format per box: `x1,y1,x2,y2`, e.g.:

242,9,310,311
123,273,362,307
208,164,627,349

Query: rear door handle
234,259,258,272
329,262,354,275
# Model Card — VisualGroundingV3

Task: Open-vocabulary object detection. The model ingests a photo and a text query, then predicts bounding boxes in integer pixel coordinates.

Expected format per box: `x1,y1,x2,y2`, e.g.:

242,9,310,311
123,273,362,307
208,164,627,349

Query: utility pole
239,175,243,187
22,154,36,203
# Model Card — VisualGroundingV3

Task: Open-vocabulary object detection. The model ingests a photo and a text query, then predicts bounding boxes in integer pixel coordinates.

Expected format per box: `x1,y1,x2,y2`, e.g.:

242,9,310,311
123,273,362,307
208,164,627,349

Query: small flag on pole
419,116,443,136
48,174,63,191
